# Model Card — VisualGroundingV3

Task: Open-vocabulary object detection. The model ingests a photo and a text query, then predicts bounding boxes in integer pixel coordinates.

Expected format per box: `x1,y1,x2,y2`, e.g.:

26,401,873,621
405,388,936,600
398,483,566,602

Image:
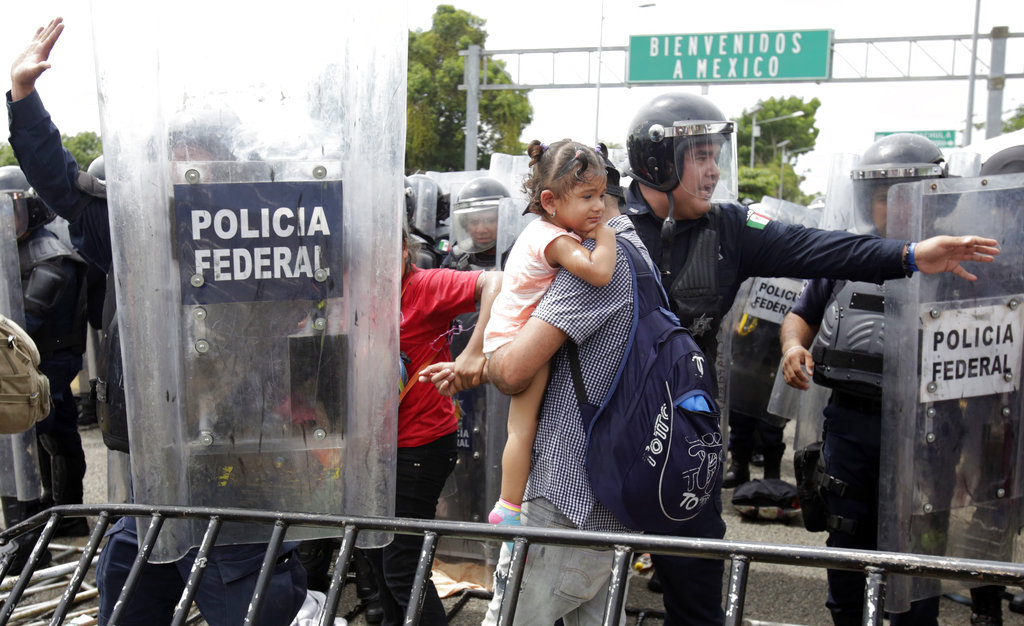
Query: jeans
508,497,626,625
367,433,457,626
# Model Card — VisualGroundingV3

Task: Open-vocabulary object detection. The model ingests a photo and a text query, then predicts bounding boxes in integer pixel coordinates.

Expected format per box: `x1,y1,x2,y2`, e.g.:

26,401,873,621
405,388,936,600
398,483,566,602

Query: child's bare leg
490,361,548,525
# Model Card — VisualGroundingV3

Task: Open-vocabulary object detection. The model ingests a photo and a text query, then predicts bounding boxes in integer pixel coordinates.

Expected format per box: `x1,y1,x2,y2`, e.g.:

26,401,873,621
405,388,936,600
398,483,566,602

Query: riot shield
0,194,43,504
488,153,531,201
408,174,439,240
880,174,1024,611
729,197,817,428
90,2,403,559
495,197,532,267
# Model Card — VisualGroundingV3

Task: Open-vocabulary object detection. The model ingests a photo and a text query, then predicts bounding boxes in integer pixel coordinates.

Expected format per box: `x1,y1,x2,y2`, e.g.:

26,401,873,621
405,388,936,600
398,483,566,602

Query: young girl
484,139,617,528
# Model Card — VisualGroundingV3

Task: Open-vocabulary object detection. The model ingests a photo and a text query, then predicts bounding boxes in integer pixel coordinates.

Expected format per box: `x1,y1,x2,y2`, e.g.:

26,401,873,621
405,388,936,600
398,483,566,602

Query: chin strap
659,192,675,277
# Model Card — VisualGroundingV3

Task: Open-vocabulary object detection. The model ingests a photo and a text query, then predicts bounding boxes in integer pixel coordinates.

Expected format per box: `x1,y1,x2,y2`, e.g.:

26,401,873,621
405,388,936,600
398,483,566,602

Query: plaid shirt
524,215,649,532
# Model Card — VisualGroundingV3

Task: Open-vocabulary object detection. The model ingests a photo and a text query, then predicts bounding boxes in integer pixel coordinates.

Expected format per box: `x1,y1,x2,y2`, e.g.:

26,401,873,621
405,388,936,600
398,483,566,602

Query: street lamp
776,139,791,197
751,110,805,168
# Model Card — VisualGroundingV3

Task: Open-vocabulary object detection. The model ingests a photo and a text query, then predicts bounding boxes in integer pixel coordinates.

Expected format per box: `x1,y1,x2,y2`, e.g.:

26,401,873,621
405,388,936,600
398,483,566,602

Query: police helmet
850,133,945,236
981,145,1024,176
407,174,441,238
0,166,55,237
0,165,29,192
87,155,105,181
451,177,508,255
626,93,737,199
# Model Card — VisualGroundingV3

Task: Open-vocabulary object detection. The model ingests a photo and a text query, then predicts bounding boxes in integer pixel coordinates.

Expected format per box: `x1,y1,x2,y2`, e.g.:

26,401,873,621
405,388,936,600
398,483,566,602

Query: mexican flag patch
745,209,771,230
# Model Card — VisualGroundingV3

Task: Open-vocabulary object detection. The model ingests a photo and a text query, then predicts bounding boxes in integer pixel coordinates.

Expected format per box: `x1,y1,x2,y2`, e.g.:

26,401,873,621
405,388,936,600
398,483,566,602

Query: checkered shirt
524,215,649,532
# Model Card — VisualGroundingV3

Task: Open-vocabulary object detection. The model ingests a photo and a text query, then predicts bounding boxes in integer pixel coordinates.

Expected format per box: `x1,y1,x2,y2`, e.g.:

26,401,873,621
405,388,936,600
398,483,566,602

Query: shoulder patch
745,209,771,230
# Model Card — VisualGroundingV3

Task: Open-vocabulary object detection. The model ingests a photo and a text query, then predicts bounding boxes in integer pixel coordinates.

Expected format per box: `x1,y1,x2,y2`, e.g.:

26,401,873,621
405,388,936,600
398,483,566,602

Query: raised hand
11,17,64,101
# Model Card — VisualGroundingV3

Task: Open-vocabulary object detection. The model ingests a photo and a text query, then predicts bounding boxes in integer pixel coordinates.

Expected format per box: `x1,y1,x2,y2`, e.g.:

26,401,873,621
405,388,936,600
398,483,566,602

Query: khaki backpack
0,313,51,434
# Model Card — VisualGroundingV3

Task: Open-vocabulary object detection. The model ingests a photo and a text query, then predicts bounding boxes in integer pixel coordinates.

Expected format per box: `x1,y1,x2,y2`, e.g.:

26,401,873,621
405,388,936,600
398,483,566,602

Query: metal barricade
2,503,1023,626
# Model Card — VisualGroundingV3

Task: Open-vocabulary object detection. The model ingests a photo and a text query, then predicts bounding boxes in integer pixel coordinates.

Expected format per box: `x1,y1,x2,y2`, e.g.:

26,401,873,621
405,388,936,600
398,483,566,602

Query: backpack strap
567,235,666,408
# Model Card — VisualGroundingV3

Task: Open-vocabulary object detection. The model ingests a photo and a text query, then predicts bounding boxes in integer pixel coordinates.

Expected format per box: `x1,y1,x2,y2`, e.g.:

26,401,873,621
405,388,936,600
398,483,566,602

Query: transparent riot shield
495,197,532,266
0,194,43,504
880,174,1024,611
730,197,817,429
90,2,404,559
946,150,982,178
818,153,861,232
488,153,531,201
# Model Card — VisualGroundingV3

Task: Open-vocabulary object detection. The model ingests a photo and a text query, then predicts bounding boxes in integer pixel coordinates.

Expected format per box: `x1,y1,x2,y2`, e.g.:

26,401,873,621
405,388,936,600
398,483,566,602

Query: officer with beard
623,93,998,626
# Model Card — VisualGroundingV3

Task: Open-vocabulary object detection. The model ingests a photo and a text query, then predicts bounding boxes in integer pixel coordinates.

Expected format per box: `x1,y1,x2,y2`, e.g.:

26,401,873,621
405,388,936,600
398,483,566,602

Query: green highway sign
874,130,958,148
628,30,832,84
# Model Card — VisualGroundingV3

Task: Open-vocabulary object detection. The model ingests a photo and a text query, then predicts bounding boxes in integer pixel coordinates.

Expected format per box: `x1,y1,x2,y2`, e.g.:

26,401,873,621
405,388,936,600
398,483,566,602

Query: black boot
50,453,90,537
762,446,785,481
1,497,52,572
971,585,1004,625
722,452,751,489
352,548,383,623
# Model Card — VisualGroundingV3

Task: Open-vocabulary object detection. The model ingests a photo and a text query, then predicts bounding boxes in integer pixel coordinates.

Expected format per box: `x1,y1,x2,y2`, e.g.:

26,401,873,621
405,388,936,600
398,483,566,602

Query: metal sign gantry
460,28,1023,169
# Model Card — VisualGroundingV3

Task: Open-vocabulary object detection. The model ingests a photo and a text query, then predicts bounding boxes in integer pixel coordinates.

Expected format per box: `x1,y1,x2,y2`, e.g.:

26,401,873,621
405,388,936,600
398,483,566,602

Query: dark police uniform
7,88,307,626
791,277,939,626
19,225,88,517
624,180,911,625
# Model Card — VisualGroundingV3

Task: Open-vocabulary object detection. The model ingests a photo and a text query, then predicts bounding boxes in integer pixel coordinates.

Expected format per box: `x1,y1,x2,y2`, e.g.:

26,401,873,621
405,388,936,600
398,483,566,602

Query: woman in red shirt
368,226,501,626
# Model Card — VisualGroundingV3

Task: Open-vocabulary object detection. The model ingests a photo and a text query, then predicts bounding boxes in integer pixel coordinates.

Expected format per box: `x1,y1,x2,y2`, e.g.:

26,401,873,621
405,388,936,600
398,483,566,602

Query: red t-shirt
399,266,481,447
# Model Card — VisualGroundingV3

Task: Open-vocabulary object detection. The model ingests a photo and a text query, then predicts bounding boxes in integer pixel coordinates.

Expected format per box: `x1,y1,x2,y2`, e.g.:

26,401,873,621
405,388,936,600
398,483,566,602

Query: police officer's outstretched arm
913,235,1000,281
779,312,818,391
10,17,62,101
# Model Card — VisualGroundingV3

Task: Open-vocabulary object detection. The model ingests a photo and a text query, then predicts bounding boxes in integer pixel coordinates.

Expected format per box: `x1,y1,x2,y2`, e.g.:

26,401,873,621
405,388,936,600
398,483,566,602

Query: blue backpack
568,236,723,533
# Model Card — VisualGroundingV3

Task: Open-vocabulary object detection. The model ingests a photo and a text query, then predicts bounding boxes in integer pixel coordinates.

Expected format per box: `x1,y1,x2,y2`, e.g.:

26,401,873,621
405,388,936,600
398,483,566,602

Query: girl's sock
488,498,521,525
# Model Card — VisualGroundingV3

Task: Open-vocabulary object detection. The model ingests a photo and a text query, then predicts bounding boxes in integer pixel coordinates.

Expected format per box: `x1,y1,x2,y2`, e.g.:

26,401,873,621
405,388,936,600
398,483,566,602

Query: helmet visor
451,202,498,254
410,178,439,238
670,121,738,204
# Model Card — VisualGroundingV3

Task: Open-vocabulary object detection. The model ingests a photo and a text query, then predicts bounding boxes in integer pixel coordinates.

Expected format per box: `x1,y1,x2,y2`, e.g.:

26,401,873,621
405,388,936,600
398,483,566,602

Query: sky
3,0,1022,196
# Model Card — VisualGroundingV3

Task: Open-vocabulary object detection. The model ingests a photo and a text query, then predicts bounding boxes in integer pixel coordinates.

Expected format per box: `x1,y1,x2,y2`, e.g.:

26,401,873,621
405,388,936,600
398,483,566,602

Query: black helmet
852,133,945,181
451,177,509,255
0,166,54,237
0,165,29,192
626,92,734,193
87,155,105,181
981,145,1024,176
850,133,945,236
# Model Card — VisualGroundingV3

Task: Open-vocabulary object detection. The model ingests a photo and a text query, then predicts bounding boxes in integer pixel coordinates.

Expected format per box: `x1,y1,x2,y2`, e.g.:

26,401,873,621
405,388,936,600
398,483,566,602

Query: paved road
75,421,1021,625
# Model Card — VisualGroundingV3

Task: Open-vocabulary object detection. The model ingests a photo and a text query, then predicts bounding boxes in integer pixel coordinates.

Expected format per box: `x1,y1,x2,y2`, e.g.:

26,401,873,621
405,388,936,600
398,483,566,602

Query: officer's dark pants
650,489,727,626
367,432,457,626
822,400,939,626
36,352,87,506
727,411,785,471
95,517,307,626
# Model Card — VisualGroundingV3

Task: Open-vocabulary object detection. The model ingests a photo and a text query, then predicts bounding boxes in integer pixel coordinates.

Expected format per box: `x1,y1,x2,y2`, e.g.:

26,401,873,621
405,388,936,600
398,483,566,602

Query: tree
407,5,532,173
0,143,15,167
61,131,102,171
735,96,819,204
0,131,102,171
1004,104,1024,133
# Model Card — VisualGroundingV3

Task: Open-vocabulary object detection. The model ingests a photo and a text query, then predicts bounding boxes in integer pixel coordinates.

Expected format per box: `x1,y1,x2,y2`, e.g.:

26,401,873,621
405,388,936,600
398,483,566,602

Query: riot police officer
778,133,955,625
443,177,509,271
1,165,90,538
623,93,999,626
8,18,308,624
